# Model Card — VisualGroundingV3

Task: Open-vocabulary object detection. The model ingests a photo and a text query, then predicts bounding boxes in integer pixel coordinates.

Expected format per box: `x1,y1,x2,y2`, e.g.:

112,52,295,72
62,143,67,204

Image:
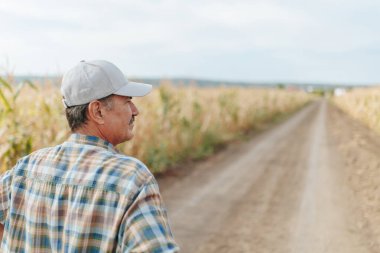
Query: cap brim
113,81,152,97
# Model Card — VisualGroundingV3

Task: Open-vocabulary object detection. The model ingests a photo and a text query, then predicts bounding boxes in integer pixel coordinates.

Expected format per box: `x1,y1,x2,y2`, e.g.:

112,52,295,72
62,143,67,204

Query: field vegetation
0,77,313,173
333,87,380,134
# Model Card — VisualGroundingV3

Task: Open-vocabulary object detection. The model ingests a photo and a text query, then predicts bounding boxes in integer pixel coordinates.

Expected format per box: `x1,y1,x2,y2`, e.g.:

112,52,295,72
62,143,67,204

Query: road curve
159,100,372,253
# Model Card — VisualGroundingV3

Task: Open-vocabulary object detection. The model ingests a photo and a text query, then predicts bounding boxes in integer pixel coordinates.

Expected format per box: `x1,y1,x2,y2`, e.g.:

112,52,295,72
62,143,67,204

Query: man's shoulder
110,153,148,169
66,142,154,192
78,152,155,197
16,145,60,164
99,152,154,189
19,141,147,168
13,142,154,193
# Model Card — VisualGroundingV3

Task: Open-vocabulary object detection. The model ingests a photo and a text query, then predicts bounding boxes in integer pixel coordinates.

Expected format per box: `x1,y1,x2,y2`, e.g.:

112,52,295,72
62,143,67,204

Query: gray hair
65,95,114,131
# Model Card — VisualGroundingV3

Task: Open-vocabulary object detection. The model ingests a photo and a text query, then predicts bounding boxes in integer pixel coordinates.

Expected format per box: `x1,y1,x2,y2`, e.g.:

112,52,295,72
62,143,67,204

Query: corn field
333,87,380,134
0,77,313,173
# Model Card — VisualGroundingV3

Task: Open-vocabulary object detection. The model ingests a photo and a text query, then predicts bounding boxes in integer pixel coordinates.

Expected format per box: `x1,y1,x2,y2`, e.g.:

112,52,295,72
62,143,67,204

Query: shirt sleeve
0,169,13,224
118,176,179,253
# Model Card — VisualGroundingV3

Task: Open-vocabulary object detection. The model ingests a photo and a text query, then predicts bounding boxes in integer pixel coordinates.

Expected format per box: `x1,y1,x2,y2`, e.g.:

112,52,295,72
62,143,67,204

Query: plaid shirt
0,134,178,252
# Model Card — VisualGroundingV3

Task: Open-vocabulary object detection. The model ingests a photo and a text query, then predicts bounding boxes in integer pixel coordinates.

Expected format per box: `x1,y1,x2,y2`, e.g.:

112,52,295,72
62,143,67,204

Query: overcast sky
0,0,379,84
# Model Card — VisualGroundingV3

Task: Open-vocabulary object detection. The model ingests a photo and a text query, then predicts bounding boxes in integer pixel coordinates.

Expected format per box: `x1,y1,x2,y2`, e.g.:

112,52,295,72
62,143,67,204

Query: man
0,60,179,252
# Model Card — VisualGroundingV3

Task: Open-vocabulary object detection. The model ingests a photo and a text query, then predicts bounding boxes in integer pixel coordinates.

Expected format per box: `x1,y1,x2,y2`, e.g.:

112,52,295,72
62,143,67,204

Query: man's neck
74,125,108,143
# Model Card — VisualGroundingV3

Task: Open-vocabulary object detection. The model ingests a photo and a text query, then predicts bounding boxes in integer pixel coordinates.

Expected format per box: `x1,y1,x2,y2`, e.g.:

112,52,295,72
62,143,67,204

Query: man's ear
88,101,105,124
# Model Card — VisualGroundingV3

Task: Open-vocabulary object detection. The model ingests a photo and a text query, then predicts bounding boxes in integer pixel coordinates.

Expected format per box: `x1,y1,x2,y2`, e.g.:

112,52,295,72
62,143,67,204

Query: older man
0,60,179,252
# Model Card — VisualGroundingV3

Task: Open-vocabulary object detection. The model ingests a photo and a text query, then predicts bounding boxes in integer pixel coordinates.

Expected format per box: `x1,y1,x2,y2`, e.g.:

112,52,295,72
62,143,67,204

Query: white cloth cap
61,60,152,107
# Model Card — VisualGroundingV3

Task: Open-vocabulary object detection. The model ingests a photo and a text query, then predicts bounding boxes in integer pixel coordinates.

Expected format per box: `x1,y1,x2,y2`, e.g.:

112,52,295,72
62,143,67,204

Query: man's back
0,134,177,252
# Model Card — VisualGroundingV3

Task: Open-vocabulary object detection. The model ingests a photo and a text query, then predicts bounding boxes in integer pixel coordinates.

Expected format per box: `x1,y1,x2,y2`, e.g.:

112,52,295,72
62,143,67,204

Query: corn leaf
0,88,11,111
24,80,37,90
0,77,13,91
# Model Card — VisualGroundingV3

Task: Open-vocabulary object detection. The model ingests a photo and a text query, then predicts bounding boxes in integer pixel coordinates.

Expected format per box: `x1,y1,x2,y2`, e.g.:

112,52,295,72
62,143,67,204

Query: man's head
61,60,152,145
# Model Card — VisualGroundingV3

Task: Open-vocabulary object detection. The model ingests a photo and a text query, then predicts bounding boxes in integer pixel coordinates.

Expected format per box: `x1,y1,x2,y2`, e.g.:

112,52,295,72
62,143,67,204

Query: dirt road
159,99,379,253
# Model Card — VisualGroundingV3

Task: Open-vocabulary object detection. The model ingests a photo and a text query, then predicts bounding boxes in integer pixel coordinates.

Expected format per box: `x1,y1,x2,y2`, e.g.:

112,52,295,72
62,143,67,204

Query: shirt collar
66,133,117,152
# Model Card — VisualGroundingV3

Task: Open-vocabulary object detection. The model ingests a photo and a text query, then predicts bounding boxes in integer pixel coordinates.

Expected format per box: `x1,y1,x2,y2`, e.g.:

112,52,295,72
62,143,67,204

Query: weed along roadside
333,87,380,135
0,78,314,174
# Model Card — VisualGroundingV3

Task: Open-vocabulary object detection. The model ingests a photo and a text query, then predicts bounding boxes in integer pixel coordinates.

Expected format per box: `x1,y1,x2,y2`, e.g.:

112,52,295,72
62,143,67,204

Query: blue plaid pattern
0,134,178,252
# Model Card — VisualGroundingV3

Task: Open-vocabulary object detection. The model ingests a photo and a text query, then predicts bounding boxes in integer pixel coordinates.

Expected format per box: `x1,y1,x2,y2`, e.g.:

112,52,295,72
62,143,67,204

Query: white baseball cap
61,60,152,107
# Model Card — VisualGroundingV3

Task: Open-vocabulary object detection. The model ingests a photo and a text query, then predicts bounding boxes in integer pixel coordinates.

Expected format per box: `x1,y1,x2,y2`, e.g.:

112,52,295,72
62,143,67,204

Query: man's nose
131,102,139,116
